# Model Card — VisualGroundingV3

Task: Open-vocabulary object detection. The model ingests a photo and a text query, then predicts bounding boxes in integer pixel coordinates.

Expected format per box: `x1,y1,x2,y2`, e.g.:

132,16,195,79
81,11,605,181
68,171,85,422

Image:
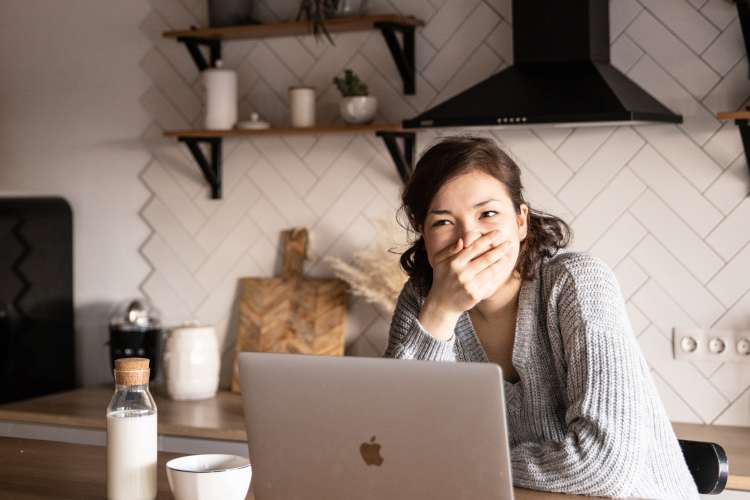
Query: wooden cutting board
231,228,349,392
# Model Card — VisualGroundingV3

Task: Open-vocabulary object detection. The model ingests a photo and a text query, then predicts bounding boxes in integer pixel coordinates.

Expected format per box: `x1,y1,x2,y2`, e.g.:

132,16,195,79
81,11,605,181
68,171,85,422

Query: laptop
238,352,515,500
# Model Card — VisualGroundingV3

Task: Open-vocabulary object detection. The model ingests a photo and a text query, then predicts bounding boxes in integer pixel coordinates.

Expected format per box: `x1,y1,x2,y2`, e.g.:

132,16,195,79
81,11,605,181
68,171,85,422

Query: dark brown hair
398,135,571,293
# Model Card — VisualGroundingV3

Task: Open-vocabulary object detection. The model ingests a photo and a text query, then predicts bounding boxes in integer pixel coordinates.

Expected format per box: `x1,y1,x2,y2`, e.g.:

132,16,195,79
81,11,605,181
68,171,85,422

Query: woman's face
421,169,528,278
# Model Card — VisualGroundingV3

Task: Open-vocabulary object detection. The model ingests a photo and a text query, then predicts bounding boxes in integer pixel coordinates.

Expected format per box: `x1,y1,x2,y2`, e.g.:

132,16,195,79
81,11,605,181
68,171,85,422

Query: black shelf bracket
179,137,223,199
176,132,413,198
731,119,750,182
375,22,416,95
376,131,416,183
737,0,750,79
177,36,222,71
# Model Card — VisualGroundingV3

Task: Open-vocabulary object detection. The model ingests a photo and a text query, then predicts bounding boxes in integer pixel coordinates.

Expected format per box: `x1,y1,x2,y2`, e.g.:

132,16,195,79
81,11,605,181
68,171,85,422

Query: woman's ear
517,204,529,241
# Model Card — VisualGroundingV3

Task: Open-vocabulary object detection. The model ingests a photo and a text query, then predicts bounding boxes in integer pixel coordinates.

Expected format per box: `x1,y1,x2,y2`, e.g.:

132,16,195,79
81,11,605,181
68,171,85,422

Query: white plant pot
340,96,377,124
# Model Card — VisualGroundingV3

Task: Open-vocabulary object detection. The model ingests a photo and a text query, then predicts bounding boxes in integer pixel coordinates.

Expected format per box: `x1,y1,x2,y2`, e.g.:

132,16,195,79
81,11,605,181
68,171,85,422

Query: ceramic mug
163,323,220,400
166,454,251,500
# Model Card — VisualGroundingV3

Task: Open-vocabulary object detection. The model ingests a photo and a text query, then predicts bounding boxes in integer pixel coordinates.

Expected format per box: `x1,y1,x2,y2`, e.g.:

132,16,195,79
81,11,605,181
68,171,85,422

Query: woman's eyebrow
429,198,499,215
429,208,452,215
473,199,499,208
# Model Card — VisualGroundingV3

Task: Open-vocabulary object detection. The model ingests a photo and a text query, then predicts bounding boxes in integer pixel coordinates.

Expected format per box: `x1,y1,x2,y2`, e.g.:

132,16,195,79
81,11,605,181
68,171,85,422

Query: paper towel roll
203,61,237,130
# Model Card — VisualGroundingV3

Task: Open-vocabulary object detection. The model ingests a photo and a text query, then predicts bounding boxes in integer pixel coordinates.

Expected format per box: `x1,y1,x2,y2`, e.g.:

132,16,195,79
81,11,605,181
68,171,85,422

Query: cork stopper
114,357,150,385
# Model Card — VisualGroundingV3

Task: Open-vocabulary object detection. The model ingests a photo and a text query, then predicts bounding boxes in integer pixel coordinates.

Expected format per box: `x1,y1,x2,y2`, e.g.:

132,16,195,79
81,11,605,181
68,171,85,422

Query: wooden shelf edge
162,123,414,195
163,123,405,138
717,111,750,121
163,14,424,41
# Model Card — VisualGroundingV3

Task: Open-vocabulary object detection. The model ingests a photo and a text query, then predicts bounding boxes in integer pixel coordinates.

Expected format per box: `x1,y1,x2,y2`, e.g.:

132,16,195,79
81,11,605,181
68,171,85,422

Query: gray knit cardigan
384,250,699,499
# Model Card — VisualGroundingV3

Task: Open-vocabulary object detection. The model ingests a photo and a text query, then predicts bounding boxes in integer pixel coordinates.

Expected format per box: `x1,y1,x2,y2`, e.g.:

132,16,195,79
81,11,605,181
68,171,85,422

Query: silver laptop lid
239,352,514,500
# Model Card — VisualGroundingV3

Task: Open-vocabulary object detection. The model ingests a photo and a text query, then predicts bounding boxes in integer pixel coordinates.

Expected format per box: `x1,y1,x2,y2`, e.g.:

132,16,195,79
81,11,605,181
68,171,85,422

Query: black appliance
404,0,683,129
0,197,75,404
109,299,162,382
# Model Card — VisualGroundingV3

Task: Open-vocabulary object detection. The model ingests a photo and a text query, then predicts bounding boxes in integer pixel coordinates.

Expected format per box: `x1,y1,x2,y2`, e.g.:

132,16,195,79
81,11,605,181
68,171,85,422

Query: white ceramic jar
288,86,316,127
163,323,220,400
203,60,237,130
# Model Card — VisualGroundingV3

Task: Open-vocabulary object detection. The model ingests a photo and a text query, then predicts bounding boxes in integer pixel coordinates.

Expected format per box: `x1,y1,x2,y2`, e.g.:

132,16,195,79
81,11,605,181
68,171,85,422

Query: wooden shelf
162,14,423,41
718,111,750,121
166,124,415,198
161,14,421,95
163,122,404,138
162,14,423,198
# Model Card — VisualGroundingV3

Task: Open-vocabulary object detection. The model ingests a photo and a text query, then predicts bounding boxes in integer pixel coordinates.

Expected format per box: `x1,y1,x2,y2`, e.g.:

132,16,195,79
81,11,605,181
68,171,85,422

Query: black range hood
403,0,682,129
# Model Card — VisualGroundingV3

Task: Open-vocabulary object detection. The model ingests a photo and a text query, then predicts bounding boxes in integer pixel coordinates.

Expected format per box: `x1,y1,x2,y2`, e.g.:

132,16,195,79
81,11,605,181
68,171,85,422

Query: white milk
107,411,157,500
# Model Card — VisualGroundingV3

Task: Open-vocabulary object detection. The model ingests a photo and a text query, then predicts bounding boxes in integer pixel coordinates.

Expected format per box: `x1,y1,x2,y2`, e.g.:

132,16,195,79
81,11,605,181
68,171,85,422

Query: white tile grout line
710,383,750,425
650,369,705,425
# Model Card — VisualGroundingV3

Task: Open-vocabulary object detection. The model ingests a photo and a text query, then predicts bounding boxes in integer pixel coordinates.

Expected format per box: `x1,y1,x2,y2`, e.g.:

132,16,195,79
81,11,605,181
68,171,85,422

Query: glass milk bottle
107,357,158,500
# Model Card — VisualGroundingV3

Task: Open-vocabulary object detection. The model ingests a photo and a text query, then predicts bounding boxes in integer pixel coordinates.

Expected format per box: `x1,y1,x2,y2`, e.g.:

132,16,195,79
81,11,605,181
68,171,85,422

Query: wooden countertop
0,437,244,500
0,386,246,441
1,388,748,492
0,437,625,500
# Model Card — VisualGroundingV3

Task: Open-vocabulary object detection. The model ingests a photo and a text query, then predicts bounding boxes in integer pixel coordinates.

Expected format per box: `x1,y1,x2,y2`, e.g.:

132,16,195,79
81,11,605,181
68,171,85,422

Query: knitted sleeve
510,255,645,497
382,279,457,361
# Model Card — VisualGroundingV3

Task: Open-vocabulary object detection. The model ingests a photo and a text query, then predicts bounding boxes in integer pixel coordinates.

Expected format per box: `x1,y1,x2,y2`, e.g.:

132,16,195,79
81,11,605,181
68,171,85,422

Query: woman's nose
461,228,483,248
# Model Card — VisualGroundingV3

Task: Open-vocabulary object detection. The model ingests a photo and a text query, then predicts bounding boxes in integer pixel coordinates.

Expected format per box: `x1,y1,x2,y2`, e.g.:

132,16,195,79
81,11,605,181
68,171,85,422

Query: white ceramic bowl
340,96,377,124
166,454,251,500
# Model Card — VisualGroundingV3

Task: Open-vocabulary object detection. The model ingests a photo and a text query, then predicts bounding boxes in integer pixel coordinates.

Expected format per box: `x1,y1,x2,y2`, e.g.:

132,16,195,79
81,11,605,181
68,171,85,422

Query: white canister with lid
203,60,238,130
163,323,220,400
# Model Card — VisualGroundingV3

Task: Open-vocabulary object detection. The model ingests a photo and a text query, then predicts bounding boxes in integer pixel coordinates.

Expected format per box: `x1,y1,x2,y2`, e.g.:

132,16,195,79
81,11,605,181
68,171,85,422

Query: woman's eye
431,219,451,227
481,210,498,218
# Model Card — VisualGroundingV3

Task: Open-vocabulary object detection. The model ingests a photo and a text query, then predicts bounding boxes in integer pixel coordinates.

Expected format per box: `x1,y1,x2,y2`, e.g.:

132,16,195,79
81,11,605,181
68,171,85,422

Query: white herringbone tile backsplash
140,0,750,426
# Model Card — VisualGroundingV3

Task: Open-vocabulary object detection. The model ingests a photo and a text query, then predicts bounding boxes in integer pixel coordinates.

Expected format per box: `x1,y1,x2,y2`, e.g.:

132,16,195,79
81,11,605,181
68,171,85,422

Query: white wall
1,0,749,427
0,0,153,384
140,0,750,426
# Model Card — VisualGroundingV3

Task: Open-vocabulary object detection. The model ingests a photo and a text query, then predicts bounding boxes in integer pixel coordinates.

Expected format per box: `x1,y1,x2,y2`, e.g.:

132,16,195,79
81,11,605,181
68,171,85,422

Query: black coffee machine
109,299,162,381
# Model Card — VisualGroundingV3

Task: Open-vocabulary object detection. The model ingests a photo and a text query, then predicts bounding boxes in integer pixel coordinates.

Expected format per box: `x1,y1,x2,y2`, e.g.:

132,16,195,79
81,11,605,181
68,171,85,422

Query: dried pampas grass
324,217,410,316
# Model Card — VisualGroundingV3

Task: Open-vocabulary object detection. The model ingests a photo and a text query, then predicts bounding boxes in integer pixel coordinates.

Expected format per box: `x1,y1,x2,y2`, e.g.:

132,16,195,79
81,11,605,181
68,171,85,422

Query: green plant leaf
333,68,369,97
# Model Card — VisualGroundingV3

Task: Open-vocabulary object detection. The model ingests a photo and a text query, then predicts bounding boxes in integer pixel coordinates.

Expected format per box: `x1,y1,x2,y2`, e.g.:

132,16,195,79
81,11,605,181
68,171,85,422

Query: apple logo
360,435,384,466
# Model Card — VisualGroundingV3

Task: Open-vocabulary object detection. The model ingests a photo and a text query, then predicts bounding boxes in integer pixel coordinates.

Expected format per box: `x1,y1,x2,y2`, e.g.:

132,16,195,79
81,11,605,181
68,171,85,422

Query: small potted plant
333,69,377,124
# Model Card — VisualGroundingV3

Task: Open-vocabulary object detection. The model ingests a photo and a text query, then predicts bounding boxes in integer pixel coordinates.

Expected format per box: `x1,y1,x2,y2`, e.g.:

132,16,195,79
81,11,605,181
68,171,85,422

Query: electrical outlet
672,328,750,363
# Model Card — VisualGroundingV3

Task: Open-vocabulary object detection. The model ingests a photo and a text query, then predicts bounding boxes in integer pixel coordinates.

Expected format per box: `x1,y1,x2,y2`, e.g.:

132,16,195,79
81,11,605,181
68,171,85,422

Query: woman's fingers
429,233,512,313
453,230,504,268
464,240,511,279
473,247,513,286
432,237,464,266
458,253,511,307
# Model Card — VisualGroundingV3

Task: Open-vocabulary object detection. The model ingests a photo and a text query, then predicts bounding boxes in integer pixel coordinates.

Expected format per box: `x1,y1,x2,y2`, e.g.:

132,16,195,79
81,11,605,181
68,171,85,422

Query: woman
384,136,699,499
